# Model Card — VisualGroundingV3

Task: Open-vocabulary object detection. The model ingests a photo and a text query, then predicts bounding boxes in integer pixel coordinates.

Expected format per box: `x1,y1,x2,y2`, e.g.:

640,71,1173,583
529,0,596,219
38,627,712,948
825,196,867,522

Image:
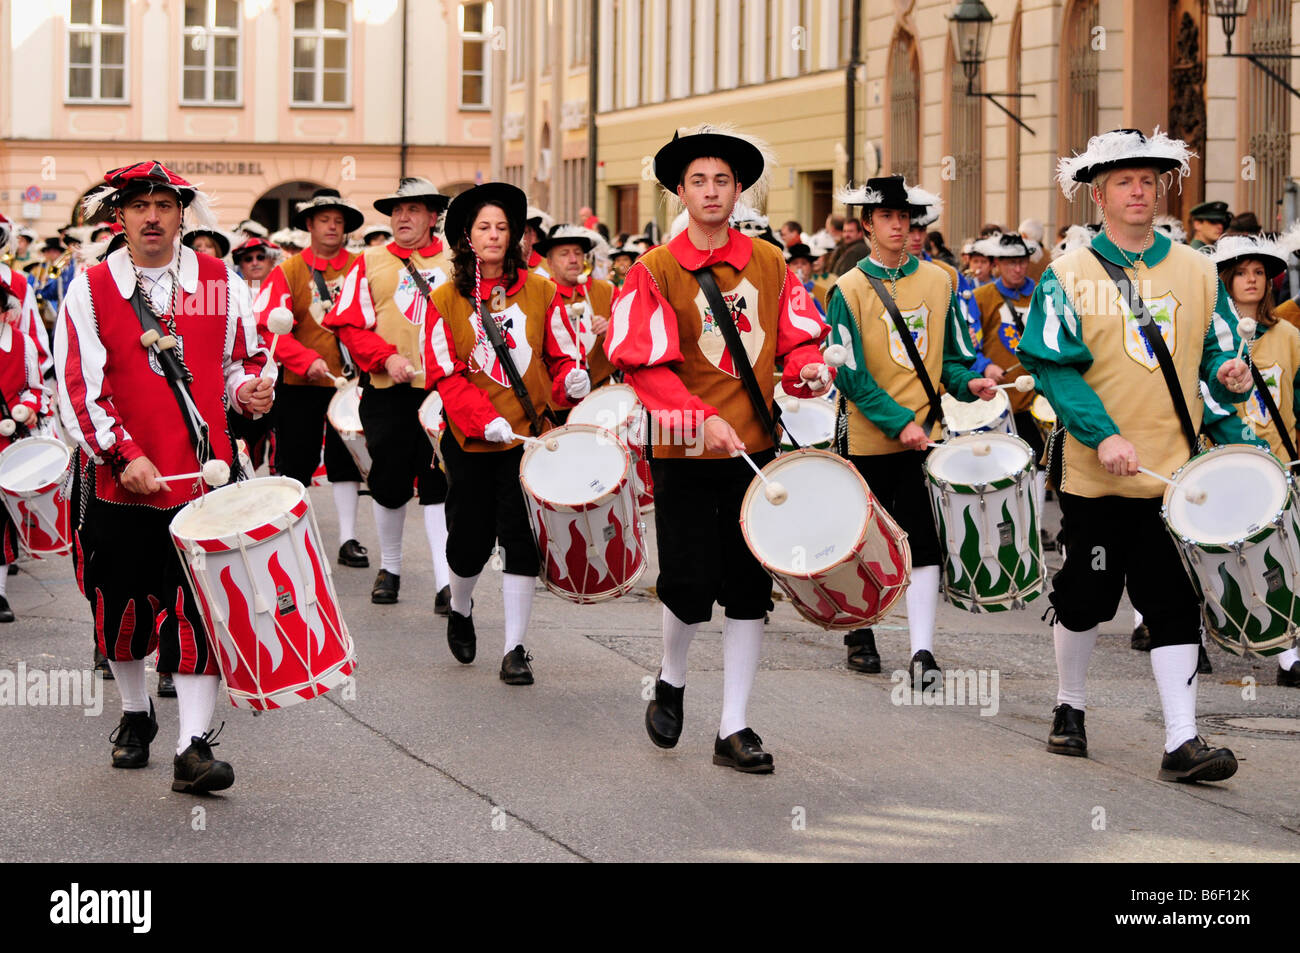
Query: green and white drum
775,394,837,450
924,432,1044,612
1163,445,1300,658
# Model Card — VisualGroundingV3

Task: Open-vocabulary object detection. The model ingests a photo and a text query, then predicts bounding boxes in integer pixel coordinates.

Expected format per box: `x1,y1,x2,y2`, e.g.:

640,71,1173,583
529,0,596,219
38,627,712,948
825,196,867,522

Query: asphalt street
1,486,1298,863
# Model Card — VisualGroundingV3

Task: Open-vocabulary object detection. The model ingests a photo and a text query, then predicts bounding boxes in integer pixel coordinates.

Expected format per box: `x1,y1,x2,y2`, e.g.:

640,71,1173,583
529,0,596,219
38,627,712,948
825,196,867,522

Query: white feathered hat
1055,128,1194,201
1052,224,1100,260
1211,234,1289,280
907,186,944,229
1153,215,1187,244
972,231,1040,259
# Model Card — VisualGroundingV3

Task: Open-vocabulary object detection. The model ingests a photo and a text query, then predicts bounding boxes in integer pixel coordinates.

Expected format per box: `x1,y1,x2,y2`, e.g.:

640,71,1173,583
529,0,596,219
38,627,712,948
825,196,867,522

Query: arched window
1241,0,1292,230
1005,5,1022,229
887,29,920,187
946,39,983,245
1059,0,1099,226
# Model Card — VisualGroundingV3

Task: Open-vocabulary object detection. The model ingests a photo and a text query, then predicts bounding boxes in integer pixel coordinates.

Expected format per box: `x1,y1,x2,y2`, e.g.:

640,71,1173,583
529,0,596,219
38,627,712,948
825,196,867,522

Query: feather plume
1055,127,1194,200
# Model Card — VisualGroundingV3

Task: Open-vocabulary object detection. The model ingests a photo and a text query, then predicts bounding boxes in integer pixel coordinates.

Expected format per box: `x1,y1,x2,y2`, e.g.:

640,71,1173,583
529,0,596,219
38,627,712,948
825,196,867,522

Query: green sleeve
825,285,916,439
1016,266,1121,449
940,291,980,402
1201,281,1247,405
1200,381,1265,447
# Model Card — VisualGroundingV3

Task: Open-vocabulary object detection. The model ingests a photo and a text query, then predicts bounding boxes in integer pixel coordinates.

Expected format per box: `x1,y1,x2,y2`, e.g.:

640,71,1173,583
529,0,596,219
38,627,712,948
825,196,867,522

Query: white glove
483,417,515,443
565,368,592,401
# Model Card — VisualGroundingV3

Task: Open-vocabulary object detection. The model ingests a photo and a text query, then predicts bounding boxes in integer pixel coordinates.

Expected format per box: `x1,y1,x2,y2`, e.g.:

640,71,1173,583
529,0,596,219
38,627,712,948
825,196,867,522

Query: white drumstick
734,449,788,504
513,431,560,451
329,374,348,389
1137,466,1206,504
156,459,231,488
823,343,849,368
995,375,1036,393
266,307,295,362
926,440,992,456
1235,317,1257,363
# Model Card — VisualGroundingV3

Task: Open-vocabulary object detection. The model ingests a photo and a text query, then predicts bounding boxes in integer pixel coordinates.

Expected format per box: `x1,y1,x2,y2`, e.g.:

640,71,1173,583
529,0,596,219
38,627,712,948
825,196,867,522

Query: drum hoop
1161,443,1295,547
518,423,632,512
170,476,309,550
0,436,72,497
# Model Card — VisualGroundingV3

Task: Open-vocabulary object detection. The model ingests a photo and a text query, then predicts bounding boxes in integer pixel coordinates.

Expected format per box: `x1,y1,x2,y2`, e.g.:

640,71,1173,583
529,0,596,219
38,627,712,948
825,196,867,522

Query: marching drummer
535,223,617,394
0,281,50,623
0,212,54,379
324,177,455,611
421,182,588,686
253,187,370,569
825,175,995,683
54,161,275,793
1210,234,1300,688
606,125,833,773
1017,129,1253,782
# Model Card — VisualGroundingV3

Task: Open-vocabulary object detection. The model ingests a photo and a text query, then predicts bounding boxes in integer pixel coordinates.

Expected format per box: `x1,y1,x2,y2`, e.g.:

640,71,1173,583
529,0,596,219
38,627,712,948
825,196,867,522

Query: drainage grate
1199,711,1300,739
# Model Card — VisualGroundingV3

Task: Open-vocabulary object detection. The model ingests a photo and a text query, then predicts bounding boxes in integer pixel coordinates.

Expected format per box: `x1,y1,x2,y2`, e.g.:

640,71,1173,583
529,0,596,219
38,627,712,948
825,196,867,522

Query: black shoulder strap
692,266,794,449
1088,248,1199,455
1247,353,1299,462
477,296,545,436
310,266,355,377
864,272,944,431
994,286,1026,334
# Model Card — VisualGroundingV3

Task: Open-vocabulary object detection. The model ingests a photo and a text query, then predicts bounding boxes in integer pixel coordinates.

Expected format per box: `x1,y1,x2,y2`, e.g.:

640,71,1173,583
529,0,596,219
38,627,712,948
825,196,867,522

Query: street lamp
946,0,1035,135
1211,0,1300,100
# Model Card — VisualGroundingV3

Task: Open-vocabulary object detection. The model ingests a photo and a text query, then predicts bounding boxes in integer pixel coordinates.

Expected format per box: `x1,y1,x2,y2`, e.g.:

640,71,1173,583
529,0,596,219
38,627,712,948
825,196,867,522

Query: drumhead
0,437,70,493
775,395,836,446
521,425,628,506
328,382,362,434
419,390,443,431
927,432,1031,485
569,384,639,431
172,478,305,541
1167,448,1288,545
1030,394,1055,423
941,389,1009,433
745,452,867,574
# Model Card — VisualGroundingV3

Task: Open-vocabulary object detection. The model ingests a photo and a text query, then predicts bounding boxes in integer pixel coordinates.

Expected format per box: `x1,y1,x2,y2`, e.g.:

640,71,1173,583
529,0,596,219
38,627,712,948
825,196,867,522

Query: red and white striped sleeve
543,290,581,406
18,330,47,419
53,273,141,470
252,264,319,377
323,253,398,372
423,296,505,439
775,265,833,398
224,264,275,417
16,276,52,379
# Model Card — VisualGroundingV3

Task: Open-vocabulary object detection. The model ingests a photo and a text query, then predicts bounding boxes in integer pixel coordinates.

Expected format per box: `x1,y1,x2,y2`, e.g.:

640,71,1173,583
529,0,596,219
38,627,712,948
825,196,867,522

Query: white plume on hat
81,183,218,230
526,206,555,233
1052,224,1097,260
808,232,838,258
1275,219,1300,257
1153,215,1187,244
835,185,884,207
1055,127,1194,201
907,186,943,227
1018,218,1045,243
1210,233,1288,271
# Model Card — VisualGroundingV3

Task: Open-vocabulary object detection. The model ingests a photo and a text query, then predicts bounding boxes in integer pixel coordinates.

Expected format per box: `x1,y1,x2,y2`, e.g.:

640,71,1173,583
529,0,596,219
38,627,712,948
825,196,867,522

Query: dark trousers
1050,492,1200,647
1012,410,1045,462
848,450,941,567
650,451,776,624
273,383,362,486
357,384,448,509
228,407,275,473
440,432,539,577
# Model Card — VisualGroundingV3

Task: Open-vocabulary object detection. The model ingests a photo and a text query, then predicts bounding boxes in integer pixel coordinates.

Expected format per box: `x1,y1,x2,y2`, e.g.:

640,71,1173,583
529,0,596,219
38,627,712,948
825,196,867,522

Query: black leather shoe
6,563,16,575
1131,624,1152,651
1047,703,1087,757
371,569,399,604
909,650,942,690
433,585,451,617
157,672,176,698
845,628,880,674
1041,528,1057,552
173,724,234,794
1158,736,1237,783
338,539,369,568
713,728,775,774
1197,643,1213,675
645,673,684,748
1278,661,1300,687
447,606,476,664
0,595,13,623
499,645,534,685
93,648,114,680
110,701,158,769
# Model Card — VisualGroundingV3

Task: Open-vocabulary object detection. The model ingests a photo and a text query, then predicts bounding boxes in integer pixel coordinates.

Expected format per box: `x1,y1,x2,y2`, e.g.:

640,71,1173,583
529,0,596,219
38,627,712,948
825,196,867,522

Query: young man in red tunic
55,162,275,794
606,126,834,773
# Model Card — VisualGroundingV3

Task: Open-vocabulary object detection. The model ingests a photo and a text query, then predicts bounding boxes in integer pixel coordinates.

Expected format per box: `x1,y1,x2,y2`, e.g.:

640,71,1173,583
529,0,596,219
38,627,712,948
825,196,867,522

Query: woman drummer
421,182,589,686
1213,234,1300,687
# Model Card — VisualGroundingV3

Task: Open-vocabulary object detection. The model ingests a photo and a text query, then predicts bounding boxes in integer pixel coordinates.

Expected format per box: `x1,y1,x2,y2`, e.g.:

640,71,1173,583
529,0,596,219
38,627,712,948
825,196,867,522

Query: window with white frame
67,0,128,102
460,2,492,108
182,0,241,104
292,0,350,106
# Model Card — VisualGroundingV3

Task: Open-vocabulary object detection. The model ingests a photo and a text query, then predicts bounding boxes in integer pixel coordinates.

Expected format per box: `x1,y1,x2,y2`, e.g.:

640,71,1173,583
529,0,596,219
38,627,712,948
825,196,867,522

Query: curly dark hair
450,201,528,300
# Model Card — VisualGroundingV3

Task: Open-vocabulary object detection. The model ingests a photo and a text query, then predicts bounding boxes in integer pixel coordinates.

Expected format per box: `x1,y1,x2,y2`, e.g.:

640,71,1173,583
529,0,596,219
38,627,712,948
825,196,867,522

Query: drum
775,394,836,450
940,389,1014,439
925,432,1044,612
170,476,357,711
740,448,911,629
0,436,72,558
519,422,648,604
1163,445,1300,658
1029,394,1056,448
569,384,654,512
326,380,372,480
419,389,446,466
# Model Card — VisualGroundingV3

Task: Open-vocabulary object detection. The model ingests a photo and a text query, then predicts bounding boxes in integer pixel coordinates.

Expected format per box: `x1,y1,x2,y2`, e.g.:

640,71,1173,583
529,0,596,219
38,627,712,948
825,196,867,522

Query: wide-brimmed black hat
373,177,451,217
785,243,814,263
836,175,928,216
182,225,231,258
533,223,598,257
292,187,364,232
654,129,766,194
442,182,528,248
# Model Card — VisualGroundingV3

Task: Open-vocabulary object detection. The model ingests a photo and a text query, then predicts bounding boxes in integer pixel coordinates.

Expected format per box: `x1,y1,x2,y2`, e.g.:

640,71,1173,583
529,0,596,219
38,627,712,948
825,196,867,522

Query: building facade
0,0,492,235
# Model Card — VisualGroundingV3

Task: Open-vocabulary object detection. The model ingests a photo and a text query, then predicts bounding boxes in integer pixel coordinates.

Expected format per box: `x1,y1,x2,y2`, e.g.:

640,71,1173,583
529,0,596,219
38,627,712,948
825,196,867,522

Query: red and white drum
0,436,73,557
519,422,648,604
569,383,654,511
326,380,372,480
419,389,446,467
740,449,911,629
170,476,357,711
